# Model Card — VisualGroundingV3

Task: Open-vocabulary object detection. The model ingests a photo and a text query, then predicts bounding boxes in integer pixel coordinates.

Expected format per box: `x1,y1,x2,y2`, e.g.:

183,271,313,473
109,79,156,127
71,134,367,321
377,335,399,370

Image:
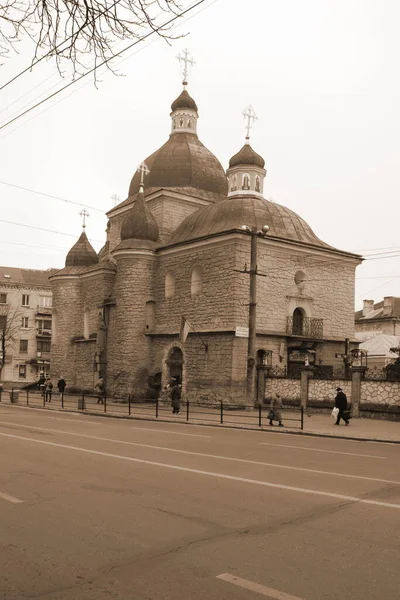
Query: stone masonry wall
361,380,400,407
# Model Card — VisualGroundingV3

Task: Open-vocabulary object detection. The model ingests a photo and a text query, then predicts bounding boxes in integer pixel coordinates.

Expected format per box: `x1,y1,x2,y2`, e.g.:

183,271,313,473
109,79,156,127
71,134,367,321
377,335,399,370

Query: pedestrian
94,377,105,404
57,376,66,397
334,387,350,426
38,373,46,396
170,379,182,414
44,378,53,402
269,392,284,427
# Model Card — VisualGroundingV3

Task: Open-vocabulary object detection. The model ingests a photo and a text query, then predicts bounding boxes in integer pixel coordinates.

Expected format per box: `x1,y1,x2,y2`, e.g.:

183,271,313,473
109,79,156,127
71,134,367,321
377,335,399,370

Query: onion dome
65,232,99,267
168,196,333,250
229,143,265,169
120,186,159,242
171,89,198,113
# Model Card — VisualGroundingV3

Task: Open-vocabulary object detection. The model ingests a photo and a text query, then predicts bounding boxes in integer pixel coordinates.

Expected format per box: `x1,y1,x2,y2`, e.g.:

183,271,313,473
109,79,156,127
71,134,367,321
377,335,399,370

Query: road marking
1,431,400,510
0,422,397,485
259,442,385,460
0,491,23,504
217,573,304,599
41,416,103,426
131,426,210,439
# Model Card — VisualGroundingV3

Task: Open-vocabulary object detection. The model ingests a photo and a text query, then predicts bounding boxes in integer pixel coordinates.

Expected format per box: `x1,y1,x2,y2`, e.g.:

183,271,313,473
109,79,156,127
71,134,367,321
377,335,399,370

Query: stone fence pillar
350,367,367,418
300,367,314,408
256,365,271,405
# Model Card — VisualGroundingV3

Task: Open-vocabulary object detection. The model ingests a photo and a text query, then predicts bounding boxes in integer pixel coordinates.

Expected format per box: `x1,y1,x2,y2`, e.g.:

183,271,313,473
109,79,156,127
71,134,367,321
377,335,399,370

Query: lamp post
240,224,270,405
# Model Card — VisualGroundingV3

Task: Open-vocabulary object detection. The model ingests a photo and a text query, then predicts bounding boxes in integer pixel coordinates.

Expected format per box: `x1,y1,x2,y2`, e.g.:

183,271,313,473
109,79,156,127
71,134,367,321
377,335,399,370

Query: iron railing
286,316,323,339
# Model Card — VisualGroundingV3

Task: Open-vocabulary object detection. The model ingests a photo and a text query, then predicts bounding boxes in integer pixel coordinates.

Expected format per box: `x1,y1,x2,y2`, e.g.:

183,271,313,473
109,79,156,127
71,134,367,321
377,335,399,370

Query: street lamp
240,224,270,405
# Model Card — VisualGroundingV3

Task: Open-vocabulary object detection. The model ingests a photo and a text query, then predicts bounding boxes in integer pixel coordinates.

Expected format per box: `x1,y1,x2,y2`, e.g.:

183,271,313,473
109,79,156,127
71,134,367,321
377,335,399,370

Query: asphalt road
0,404,399,600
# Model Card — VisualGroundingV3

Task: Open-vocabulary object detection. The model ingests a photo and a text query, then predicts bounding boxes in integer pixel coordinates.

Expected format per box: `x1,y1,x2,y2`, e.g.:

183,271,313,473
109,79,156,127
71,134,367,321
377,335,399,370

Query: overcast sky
1,0,399,309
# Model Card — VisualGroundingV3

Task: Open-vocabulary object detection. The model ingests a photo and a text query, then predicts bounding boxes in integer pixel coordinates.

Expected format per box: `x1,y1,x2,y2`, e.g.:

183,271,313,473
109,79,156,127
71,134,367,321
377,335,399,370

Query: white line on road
258,442,386,460
131,425,210,438
0,491,23,504
1,431,400,510
217,573,305,600
0,422,397,485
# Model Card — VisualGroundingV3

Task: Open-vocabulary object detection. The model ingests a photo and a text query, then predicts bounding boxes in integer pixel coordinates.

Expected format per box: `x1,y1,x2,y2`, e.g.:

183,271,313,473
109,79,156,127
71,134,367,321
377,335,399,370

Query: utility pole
235,224,269,405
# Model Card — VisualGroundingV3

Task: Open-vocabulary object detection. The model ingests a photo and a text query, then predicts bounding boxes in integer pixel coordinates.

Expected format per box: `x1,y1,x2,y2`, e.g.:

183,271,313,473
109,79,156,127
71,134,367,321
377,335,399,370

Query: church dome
128,133,228,198
167,195,332,249
65,232,99,267
171,89,198,112
229,143,265,169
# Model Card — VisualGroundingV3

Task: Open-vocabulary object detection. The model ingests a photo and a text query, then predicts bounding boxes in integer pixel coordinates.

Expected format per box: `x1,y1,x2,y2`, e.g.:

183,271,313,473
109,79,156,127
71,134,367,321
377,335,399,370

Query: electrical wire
0,219,103,242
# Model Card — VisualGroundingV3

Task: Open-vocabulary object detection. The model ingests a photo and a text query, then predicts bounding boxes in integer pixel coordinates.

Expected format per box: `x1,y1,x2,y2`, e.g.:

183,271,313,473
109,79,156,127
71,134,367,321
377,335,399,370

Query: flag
179,316,191,344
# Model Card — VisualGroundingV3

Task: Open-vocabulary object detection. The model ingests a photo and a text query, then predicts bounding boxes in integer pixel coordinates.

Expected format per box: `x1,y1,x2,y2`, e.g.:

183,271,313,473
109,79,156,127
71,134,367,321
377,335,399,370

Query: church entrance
292,307,305,336
166,346,183,384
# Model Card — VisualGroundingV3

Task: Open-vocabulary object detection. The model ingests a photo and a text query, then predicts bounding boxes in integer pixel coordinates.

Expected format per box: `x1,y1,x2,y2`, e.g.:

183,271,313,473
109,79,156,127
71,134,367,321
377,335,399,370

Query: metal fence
0,388,304,430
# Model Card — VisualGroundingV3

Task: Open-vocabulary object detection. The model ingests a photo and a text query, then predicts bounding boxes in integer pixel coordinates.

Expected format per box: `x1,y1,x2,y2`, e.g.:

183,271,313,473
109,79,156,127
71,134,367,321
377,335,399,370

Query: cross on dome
79,208,90,229
176,48,195,88
242,105,258,142
137,161,150,190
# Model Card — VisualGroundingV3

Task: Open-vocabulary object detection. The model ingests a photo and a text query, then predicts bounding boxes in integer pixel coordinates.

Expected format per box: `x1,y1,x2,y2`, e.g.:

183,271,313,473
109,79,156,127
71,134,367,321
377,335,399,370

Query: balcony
36,329,52,337
287,316,323,339
36,305,52,315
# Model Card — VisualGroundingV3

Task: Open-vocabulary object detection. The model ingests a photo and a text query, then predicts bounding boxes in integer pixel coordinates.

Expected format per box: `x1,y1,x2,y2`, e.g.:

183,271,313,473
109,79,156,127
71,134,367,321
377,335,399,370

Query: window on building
145,301,156,331
83,309,90,339
0,293,7,304
292,307,305,336
37,340,51,353
21,317,29,328
19,340,28,353
22,294,30,306
191,265,203,297
36,319,52,331
19,365,26,379
39,296,52,308
165,271,176,299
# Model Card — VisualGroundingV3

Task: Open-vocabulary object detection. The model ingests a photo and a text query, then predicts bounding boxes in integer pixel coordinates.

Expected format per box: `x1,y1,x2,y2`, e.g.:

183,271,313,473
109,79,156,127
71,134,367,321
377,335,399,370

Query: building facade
50,81,362,404
0,267,54,384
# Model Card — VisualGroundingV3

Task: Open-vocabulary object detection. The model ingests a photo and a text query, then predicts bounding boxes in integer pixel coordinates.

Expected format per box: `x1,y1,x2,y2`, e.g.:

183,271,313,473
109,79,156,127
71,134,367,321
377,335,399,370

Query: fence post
301,406,304,430
156,398,159,418
61,391,64,409
43,389,46,407
186,400,189,422
26,389,29,406
128,394,131,416
104,395,107,413
258,403,262,427
220,401,223,424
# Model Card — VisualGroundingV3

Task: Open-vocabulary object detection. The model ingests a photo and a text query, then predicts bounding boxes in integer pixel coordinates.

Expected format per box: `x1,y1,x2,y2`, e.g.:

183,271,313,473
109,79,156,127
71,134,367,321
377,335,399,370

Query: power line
0,0,208,133
0,180,107,213
0,219,103,242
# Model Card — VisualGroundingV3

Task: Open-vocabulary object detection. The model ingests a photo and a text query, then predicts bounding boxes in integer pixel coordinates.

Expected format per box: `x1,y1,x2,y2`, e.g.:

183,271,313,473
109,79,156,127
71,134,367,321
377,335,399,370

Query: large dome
128,133,228,198
167,195,333,249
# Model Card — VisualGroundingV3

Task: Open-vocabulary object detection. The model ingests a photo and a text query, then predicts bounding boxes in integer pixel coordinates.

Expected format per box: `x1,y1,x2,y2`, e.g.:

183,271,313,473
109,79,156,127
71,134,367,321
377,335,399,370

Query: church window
165,271,175,299
242,173,250,190
179,118,184,127
187,119,192,128
231,175,237,191
292,307,305,336
172,119,176,129
83,309,90,339
191,265,203,297
145,301,156,331
255,176,261,192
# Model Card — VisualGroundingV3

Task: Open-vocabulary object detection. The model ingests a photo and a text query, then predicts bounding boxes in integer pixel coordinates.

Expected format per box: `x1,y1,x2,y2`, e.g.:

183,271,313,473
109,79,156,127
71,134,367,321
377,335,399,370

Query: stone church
50,77,362,404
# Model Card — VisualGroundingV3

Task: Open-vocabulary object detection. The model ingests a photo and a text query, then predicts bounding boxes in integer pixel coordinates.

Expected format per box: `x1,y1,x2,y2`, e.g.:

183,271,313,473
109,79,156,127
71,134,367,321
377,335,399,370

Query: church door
292,308,305,336
167,347,183,385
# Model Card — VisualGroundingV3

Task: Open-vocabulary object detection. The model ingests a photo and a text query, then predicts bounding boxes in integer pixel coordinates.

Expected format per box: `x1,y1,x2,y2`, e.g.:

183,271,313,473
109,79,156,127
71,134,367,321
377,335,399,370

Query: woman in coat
170,380,182,414
269,392,283,427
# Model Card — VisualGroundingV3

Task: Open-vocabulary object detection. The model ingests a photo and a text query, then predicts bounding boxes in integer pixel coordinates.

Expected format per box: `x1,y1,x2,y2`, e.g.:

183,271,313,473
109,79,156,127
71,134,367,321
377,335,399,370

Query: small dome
65,232,99,267
121,190,159,242
168,195,332,250
171,89,198,113
229,143,265,169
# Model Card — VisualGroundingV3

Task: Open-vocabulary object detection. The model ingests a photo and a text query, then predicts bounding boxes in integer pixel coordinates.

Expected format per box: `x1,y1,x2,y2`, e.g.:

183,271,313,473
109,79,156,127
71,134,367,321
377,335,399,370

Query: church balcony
286,316,324,339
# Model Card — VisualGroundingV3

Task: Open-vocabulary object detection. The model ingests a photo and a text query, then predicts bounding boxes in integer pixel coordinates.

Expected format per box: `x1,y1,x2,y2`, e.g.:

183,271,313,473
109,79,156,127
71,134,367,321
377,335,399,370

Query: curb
2,402,399,445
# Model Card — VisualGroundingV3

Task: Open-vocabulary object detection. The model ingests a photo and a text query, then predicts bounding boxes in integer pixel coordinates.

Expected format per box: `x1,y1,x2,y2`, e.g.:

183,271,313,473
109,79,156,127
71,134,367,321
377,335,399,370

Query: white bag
331,407,339,420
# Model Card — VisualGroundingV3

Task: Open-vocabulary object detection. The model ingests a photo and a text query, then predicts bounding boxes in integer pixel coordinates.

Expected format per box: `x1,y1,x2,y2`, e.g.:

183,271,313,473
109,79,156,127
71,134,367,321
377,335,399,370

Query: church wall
148,195,206,245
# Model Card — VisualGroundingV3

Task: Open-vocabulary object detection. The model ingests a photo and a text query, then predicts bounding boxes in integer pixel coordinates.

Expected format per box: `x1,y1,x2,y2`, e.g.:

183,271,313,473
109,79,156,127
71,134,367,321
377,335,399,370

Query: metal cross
176,48,195,86
79,208,90,229
111,193,120,207
242,105,258,140
137,161,150,186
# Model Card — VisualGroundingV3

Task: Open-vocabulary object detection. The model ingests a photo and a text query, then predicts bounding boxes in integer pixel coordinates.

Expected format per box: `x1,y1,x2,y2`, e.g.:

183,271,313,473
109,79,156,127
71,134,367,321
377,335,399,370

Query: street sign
235,327,249,338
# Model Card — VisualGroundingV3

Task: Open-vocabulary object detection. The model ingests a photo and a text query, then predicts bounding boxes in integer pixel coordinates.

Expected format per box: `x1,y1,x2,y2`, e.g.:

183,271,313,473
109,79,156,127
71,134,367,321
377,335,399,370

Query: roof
127,133,228,199
358,334,400,358
167,194,354,252
65,231,99,267
355,298,400,320
171,89,198,112
0,266,55,287
120,189,159,242
229,143,265,169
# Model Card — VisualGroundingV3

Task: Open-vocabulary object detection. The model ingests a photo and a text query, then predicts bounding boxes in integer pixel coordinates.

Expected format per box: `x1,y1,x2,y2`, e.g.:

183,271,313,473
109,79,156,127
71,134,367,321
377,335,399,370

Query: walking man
57,376,66,397
94,377,105,404
44,378,53,402
334,387,349,426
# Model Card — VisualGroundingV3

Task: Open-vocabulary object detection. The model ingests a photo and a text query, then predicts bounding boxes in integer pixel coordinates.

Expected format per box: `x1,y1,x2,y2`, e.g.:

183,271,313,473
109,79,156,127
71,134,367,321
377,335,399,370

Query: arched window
187,119,192,128
165,271,175,299
145,301,156,331
255,176,261,192
83,309,90,339
292,307,305,336
191,265,203,296
242,173,250,190
167,346,183,384
179,118,184,127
